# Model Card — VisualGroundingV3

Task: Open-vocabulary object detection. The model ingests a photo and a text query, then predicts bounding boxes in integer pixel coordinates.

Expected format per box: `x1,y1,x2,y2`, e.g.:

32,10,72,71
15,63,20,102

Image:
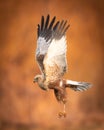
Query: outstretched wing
43,20,70,81
65,80,92,91
36,15,59,74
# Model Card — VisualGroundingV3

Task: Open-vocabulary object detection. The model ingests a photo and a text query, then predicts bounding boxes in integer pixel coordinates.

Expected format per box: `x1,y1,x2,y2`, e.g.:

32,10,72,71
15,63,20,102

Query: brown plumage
34,15,92,118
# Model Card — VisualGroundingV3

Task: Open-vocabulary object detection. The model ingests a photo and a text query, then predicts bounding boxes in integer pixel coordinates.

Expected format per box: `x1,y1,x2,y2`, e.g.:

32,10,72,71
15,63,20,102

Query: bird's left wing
36,15,59,74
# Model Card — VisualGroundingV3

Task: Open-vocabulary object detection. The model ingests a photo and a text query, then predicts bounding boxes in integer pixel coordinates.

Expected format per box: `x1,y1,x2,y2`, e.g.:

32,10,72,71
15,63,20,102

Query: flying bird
34,15,92,118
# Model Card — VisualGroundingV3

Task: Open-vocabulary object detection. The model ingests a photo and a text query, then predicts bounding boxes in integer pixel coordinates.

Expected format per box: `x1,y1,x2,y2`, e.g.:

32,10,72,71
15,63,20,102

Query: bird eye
33,77,38,83
36,77,38,81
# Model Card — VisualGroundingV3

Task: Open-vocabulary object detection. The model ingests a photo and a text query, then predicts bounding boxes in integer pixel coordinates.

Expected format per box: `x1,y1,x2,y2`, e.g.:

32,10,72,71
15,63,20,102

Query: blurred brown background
0,0,104,130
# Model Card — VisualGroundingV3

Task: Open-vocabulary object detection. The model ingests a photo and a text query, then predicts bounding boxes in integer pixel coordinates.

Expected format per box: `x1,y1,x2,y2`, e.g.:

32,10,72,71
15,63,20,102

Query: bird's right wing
36,15,59,74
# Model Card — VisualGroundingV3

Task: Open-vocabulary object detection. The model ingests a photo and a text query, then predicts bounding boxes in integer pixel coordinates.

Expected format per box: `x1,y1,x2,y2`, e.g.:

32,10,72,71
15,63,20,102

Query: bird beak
33,79,36,83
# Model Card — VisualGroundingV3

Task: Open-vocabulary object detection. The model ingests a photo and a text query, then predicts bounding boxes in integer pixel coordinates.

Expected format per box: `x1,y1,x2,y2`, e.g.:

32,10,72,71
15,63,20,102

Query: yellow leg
58,103,67,118
63,103,66,117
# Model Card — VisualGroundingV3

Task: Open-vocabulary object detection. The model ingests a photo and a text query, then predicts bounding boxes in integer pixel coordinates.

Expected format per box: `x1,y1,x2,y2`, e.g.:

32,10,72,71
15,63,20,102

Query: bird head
33,75,47,91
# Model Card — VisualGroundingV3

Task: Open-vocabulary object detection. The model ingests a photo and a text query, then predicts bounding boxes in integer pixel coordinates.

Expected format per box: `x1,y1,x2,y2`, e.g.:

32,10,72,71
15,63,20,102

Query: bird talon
58,111,67,118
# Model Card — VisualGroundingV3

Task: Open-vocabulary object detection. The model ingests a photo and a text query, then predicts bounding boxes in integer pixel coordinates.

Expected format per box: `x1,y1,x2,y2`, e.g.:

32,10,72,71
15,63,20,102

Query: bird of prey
34,15,92,118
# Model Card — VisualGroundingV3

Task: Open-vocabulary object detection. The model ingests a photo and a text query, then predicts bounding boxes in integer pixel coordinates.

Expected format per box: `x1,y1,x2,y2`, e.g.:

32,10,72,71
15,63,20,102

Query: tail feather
65,80,92,92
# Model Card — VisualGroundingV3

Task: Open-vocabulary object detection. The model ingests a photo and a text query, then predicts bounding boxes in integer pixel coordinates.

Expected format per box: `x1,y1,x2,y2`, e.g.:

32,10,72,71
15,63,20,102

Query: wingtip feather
65,80,92,92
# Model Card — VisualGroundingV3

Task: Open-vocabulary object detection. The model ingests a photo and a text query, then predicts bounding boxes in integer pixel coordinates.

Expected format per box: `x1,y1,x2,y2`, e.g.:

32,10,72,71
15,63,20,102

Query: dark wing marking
53,21,60,31
41,16,44,31
44,14,50,29
62,24,70,35
53,20,70,40
37,24,40,37
49,16,56,29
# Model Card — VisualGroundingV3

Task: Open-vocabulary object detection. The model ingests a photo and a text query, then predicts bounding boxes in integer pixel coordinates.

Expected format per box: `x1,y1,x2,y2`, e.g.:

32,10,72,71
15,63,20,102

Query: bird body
34,15,92,117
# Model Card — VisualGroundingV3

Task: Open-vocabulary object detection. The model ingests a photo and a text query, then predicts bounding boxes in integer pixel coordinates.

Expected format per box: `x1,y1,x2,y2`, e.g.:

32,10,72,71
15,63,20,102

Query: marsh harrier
34,15,92,117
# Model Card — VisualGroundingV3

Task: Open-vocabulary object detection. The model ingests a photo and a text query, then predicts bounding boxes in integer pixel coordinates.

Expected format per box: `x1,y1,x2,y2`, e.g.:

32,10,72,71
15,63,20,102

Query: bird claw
58,111,67,118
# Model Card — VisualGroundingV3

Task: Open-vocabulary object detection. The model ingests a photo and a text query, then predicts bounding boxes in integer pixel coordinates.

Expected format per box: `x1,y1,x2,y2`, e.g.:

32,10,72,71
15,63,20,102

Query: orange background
0,0,104,130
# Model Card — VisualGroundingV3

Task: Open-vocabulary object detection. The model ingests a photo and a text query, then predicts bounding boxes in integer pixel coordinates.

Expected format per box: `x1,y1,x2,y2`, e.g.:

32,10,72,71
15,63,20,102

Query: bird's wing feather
36,15,59,73
65,80,92,91
43,21,69,80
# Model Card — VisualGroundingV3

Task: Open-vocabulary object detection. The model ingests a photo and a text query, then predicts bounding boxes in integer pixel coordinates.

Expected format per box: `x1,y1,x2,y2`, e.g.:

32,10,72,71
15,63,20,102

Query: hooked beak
33,79,36,83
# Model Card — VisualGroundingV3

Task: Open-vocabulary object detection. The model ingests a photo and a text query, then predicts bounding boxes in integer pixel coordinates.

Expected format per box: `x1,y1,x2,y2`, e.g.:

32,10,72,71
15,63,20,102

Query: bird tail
65,80,92,91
